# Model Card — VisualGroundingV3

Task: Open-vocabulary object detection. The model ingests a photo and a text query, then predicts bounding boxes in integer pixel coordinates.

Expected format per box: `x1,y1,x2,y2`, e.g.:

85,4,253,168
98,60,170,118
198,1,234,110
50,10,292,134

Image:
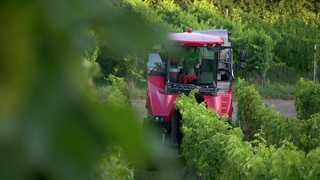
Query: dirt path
131,99,148,121
131,99,297,121
263,99,296,118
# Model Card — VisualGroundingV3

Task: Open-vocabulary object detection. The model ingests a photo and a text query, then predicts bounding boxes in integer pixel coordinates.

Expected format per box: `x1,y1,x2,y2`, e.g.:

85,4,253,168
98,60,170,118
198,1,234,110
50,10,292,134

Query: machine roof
169,31,224,47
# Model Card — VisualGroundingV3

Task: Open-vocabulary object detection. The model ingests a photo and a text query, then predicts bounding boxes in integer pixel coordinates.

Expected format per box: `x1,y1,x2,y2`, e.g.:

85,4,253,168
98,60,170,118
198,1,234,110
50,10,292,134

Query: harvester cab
144,29,246,145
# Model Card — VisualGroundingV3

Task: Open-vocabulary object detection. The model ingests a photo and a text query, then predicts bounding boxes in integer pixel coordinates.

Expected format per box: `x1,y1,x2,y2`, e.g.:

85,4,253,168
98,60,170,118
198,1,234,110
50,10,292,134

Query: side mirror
239,50,247,69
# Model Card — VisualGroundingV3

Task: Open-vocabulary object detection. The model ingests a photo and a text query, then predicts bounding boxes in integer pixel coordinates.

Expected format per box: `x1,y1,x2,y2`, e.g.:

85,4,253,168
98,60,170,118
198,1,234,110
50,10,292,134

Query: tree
236,29,276,86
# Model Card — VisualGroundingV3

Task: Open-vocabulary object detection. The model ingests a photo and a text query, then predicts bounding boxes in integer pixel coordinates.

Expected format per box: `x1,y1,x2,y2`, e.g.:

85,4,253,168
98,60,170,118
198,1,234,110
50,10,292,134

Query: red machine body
144,29,243,145
145,75,233,123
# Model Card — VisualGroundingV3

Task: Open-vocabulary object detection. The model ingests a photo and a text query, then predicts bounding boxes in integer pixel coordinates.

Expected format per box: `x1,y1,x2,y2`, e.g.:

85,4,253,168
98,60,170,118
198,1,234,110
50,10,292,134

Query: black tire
171,109,182,147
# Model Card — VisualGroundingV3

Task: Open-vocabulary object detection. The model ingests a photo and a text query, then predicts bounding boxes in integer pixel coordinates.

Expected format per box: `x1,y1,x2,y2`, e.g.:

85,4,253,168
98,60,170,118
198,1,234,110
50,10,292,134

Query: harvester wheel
171,109,182,147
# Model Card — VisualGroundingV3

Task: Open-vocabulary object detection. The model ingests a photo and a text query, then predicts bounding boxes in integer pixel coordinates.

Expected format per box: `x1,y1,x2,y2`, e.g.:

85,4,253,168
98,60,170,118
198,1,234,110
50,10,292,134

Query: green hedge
234,78,266,141
236,78,320,152
175,90,241,179
175,80,320,179
295,78,320,120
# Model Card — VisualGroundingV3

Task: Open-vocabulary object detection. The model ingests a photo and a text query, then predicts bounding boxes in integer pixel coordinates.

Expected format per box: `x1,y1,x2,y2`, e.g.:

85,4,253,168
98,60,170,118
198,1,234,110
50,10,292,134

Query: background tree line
98,0,320,87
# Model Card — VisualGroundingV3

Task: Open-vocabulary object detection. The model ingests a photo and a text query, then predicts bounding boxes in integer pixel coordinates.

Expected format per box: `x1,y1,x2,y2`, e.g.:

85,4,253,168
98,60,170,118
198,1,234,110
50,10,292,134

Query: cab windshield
166,46,222,85
148,45,231,95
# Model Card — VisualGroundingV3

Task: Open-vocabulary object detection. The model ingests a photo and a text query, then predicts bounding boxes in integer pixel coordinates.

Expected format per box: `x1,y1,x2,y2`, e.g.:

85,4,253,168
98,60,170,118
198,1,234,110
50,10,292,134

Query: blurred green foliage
0,0,165,179
92,146,134,180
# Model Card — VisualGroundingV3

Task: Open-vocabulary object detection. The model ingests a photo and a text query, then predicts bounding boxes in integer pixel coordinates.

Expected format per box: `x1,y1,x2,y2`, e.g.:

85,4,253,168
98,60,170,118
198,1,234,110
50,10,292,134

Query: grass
129,85,146,99
254,82,296,100
232,78,296,100
95,84,110,102
94,80,146,100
